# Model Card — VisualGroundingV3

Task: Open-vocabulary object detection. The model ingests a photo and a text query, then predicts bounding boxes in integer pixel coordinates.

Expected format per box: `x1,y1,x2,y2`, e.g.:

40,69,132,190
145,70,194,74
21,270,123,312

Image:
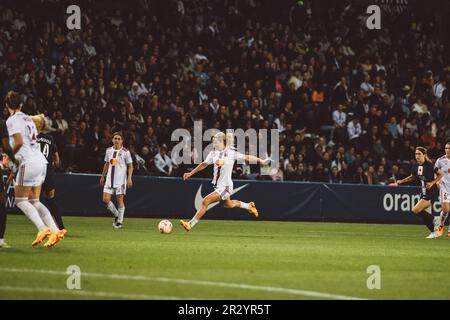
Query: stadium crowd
0,0,449,184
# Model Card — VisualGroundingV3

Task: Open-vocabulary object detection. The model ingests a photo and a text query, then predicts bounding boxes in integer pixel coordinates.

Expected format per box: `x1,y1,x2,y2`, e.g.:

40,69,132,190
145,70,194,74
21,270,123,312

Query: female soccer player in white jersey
100,132,133,228
180,131,271,231
4,91,62,247
434,142,450,237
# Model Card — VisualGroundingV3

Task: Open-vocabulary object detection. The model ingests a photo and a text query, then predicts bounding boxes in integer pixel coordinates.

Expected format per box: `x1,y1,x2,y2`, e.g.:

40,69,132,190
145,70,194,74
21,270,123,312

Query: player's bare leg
180,192,221,231
412,199,436,238
222,199,259,218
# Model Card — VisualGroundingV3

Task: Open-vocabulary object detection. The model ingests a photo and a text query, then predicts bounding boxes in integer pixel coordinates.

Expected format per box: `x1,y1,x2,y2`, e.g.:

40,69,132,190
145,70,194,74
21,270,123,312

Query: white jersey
104,147,133,189
435,155,450,193
205,148,244,190
6,111,47,165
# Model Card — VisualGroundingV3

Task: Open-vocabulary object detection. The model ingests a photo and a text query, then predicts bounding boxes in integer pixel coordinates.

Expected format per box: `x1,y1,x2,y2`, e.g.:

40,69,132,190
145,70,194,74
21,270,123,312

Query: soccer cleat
58,229,67,240
180,220,191,232
426,232,438,239
0,240,11,248
113,222,123,229
437,226,444,237
248,202,259,218
32,228,51,246
44,232,61,247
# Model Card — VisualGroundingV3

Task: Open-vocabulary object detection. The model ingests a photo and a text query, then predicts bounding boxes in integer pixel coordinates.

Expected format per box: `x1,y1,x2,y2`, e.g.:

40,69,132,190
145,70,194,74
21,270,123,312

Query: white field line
0,267,367,300
0,285,187,300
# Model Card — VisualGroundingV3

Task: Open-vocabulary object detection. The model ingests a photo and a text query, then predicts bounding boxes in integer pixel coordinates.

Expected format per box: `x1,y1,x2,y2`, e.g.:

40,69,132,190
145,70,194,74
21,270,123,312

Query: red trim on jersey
214,166,221,188
110,151,117,187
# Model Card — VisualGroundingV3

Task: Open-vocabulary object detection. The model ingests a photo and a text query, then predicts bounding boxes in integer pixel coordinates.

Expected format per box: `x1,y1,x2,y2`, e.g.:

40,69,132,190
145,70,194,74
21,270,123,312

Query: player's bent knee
201,199,210,207
222,202,231,208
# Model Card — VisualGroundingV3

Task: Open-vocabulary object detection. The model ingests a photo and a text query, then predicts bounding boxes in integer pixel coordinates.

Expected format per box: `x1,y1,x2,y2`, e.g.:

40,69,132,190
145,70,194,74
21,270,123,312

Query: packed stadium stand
0,0,449,184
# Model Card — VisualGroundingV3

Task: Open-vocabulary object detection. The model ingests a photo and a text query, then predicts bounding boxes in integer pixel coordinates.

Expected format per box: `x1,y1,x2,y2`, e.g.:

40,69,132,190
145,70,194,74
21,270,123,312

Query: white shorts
15,161,47,187
440,188,450,203
103,184,127,196
214,185,233,201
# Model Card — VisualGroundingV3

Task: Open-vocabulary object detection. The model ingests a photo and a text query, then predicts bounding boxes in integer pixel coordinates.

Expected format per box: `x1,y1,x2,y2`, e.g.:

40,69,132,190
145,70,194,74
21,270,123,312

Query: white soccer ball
158,220,173,234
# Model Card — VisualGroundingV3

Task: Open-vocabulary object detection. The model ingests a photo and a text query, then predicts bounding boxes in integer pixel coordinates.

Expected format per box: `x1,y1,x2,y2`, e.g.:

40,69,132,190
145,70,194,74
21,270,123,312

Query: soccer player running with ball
5,91,63,247
100,132,133,229
434,142,450,237
180,132,271,232
395,147,444,239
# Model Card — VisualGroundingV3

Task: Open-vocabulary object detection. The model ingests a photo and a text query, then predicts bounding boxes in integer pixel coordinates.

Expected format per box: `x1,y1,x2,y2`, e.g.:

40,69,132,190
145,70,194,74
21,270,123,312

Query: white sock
440,211,449,227
189,218,199,228
106,202,119,217
239,202,250,210
16,198,46,231
117,206,125,224
31,200,59,233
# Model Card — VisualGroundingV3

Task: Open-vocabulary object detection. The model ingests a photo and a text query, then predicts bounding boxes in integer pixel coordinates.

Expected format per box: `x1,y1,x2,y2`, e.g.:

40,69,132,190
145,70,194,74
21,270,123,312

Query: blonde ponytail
31,114,47,133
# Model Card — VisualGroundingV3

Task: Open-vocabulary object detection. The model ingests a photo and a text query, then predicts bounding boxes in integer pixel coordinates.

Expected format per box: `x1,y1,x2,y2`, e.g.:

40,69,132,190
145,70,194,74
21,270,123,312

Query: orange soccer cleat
437,226,444,237
180,220,191,232
44,232,62,247
58,229,67,240
248,202,259,218
31,228,51,246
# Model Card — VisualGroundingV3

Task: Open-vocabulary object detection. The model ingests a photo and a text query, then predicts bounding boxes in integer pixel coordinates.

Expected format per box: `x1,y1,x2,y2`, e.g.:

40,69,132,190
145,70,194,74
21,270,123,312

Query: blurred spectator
154,144,173,176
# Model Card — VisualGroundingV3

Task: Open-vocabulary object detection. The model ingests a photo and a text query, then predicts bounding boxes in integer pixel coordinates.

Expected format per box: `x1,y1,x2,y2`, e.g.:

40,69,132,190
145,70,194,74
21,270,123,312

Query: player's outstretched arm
397,175,415,185
183,162,208,180
244,154,271,166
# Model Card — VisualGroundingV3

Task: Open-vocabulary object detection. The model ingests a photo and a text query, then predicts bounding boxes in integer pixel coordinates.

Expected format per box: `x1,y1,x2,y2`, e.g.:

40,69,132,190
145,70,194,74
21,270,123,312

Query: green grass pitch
1,215,450,300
